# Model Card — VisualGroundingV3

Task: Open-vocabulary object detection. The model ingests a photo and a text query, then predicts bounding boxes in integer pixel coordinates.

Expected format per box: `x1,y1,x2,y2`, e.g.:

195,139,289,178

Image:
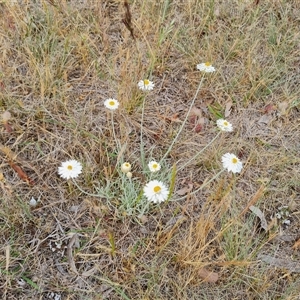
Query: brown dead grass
0,0,300,299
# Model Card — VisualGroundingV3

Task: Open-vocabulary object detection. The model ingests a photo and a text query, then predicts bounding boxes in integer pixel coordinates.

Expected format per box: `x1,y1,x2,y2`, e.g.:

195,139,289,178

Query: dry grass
1,0,300,299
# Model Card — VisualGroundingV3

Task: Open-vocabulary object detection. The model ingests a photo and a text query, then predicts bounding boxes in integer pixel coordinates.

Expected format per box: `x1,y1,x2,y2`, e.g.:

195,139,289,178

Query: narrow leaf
8,161,34,185
249,205,268,231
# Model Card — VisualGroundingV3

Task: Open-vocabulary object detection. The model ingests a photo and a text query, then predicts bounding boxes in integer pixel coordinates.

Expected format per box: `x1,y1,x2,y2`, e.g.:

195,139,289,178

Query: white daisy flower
216,119,233,132
104,98,119,110
121,162,131,173
221,153,243,174
143,180,169,203
138,79,155,91
196,62,215,73
148,161,161,172
58,160,82,180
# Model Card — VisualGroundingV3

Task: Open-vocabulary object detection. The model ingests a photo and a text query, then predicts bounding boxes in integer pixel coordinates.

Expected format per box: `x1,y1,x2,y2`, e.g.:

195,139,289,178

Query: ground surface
0,0,300,299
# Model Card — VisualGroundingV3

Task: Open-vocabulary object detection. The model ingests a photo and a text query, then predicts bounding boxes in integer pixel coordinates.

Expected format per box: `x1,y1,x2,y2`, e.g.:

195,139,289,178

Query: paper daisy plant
196,62,215,73
217,119,233,132
104,98,119,110
148,161,161,173
58,160,83,180
221,153,243,174
138,79,154,91
143,180,169,203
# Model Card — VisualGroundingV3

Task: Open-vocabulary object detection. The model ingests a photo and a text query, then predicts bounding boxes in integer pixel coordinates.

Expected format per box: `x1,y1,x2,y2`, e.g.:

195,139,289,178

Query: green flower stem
177,131,222,172
111,111,119,151
139,200,151,216
232,173,237,208
161,76,205,162
140,95,146,168
174,169,225,201
72,179,103,198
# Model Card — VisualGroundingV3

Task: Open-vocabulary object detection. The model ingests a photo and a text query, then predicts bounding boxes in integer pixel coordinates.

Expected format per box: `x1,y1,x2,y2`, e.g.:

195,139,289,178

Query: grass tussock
1,0,300,299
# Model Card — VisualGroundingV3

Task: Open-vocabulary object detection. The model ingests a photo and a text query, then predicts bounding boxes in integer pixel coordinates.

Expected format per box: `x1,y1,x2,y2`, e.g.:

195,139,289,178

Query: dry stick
161,76,205,162
122,0,135,40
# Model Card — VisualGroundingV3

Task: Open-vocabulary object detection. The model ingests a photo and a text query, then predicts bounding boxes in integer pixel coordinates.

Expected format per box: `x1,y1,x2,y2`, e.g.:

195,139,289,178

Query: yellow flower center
125,163,129,167
224,121,228,126
153,164,158,169
153,186,161,193
67,165,73,170
205,62,211,67
109,100,115,106
144,79,149,85
232,158,238,164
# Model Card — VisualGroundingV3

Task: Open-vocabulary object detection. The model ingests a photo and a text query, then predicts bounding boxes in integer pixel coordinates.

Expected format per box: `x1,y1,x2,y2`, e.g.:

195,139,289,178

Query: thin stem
174,169,225,201
161,76,205,162
72,179,103,198
139,199,151,216
140,95,146,168
111,112,119,151
232,173,237,210
177,131,222,172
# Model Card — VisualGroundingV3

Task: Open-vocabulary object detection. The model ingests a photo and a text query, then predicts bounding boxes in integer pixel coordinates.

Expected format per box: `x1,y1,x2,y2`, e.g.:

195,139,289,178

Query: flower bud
121,162,131,173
